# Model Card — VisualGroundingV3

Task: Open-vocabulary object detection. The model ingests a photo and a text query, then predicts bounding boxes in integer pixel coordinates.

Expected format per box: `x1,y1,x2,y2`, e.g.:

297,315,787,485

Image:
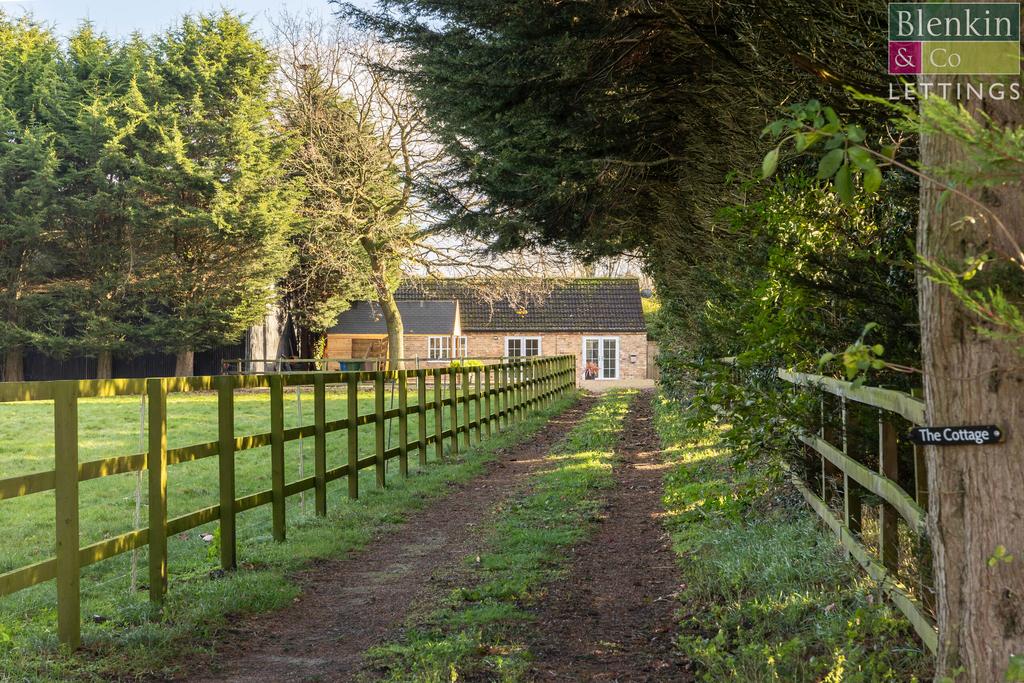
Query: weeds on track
366,390,635,682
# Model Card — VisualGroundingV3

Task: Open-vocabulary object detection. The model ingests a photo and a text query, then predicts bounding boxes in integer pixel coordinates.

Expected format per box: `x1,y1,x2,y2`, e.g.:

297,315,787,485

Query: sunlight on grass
653,394,931,683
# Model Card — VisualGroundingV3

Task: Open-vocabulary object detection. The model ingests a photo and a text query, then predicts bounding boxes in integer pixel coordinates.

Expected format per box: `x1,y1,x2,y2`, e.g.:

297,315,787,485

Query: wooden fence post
54,381,81,649
526,361,533,412
527,361,535,411
217,376,237,570
462,367,472,448
417,369,428,467
449,368,459,457
497,364,506,429
527,361,534,414
521,361,528,419
269,375,286,542
147,378,168,604
512,362,521,423
374,372,386,488
542,359,549,406
347,373,359,500
879,416,900,573
484,366,492,438
842,398,862,538
434,369,444,461
504,363,512,428
545,359,550,402
398,371,409,478
474,367,483,443
314,375,327,515
819,395,829,502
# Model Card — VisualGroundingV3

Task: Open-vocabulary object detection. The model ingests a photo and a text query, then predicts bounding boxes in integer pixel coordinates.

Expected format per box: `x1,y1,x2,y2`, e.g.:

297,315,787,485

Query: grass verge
0,391,579,681
654,394,932,682
365,390,635,682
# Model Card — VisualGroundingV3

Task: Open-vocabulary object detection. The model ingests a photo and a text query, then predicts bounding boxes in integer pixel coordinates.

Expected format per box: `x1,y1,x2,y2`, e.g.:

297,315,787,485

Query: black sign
907,425,1003,446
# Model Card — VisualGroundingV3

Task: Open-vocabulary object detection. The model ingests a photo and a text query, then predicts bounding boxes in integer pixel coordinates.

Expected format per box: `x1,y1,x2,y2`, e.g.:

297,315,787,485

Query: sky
0,0,376,39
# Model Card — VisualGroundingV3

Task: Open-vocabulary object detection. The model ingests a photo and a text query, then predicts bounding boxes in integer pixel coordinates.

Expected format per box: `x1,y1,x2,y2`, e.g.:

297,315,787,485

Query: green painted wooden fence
777,368,937,654
0,355,577,649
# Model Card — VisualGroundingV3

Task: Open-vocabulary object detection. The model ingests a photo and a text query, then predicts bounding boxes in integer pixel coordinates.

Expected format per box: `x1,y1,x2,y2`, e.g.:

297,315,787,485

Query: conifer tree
0,15,60,381
128,12,297,375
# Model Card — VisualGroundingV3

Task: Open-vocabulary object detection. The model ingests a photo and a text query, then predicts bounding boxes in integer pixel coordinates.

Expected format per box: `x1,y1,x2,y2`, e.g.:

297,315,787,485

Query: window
582,337,619,380
454,335,468,358
505,336,542,357
428,336,451,360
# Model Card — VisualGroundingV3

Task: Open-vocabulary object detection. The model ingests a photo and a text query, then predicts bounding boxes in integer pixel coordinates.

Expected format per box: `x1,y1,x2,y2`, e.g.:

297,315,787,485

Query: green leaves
987,544,1014,567
834,163,853,203
1007,654,1024,682
762,146,780,179
761,100,892,203
817,148,845,180
819,322,888,382
863,166,883,195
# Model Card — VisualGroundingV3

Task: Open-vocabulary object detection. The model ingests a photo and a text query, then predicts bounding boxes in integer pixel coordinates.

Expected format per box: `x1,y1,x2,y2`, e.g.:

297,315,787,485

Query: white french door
583,337,619,380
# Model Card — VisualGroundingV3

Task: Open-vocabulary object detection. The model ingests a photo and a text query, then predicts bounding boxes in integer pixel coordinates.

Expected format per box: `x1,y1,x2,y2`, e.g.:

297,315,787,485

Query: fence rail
221,355,530,374
777,369,937,654
0,355,577,649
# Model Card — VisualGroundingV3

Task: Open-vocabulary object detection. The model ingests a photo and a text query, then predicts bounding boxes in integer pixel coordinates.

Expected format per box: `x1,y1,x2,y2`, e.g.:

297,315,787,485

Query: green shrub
449,359,485,369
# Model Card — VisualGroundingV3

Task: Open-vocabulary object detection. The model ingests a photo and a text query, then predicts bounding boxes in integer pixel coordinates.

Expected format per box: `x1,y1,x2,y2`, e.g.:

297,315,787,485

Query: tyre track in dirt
177,395,597,683
527,391,690,682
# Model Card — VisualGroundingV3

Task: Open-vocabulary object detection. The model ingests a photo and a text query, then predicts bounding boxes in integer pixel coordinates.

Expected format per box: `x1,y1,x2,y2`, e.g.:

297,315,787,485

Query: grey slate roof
394,278,647,333
328,300,457,335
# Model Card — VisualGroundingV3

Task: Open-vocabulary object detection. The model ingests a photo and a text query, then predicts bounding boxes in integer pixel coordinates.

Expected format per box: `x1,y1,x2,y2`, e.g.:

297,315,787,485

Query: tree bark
361,238,405,371
96,350,113,380
918,75,1024,680
377,287,405,371
175,349,195,378
4,345,24,382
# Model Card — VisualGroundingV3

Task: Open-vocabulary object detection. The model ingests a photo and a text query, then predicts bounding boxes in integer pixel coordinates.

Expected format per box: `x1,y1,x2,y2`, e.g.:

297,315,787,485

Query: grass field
0,379,528,680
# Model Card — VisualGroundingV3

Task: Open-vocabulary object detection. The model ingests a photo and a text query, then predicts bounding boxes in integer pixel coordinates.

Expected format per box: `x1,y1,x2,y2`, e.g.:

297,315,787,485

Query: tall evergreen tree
48,27,151,378
128,12,297,375
0,15,60,381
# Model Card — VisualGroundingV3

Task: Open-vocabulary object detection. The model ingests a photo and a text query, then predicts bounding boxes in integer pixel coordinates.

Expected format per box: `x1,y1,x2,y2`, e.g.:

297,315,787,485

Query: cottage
325,278,650,385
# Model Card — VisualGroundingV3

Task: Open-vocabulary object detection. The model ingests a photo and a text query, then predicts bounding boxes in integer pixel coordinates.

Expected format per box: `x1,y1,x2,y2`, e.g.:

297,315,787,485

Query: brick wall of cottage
458,332,648,384
327,331,648,384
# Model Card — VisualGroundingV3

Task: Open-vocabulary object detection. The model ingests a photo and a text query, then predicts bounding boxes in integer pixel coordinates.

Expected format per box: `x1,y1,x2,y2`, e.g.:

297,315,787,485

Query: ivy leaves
761,100,892,203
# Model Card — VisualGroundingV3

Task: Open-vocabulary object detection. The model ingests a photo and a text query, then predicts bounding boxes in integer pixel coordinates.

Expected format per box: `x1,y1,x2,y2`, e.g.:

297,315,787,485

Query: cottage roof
393,278,647,333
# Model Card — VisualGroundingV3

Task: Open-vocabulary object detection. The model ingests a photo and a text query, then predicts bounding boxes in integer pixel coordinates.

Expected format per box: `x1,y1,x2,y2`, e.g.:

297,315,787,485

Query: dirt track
180,396,597,683
526,392,689,682
179,392,689,682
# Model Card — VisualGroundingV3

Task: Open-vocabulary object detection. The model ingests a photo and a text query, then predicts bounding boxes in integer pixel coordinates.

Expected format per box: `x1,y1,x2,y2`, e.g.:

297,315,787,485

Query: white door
583,337,619,380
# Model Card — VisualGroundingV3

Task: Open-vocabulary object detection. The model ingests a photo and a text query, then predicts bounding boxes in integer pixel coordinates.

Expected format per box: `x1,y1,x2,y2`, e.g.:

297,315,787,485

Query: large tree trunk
174,349,195,378
919,76,1024,680
4,345,24,382
377,288,405,371
96,350,114,380
361,238,405,371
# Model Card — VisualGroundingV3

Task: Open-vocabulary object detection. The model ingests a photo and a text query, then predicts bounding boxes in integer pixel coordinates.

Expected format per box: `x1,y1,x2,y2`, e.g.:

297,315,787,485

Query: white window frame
505,336,542,358
427,335,451,361
582,336,620,380
456,335,468,358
